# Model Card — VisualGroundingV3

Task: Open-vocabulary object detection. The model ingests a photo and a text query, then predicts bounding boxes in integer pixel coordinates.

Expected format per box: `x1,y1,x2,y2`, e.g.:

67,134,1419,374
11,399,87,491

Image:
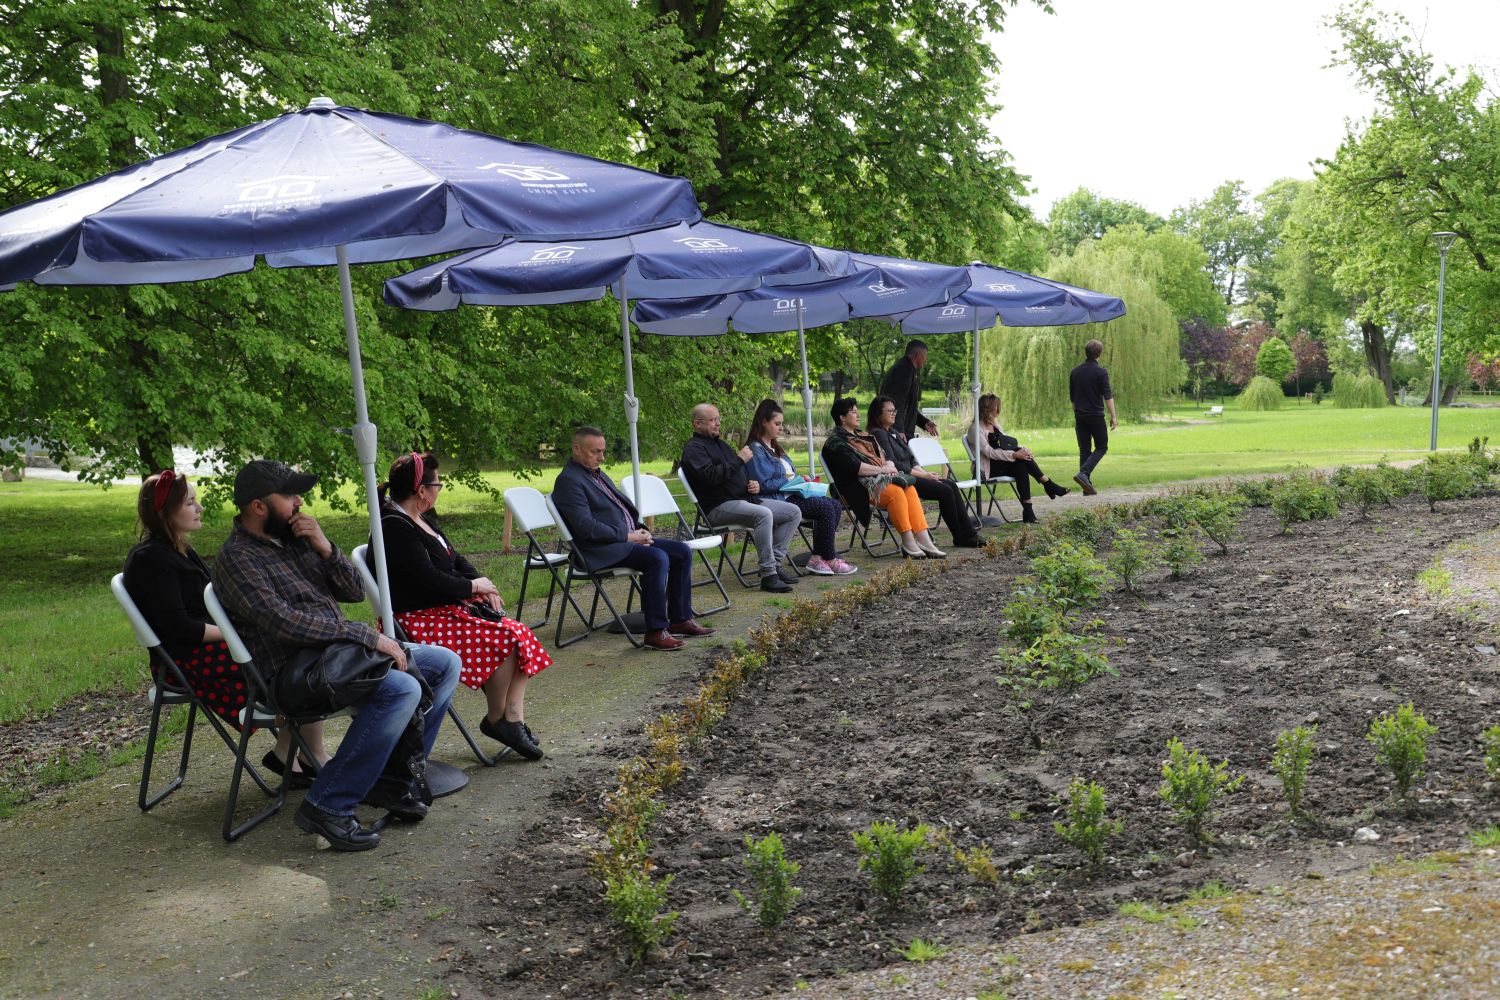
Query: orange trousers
876,484,929,534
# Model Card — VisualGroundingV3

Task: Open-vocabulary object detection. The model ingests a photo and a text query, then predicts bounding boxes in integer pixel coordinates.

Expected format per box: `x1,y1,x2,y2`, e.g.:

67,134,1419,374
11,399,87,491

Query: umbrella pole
619,277,642,501
797,299,816,479
972,311,982,484
336,245,396,639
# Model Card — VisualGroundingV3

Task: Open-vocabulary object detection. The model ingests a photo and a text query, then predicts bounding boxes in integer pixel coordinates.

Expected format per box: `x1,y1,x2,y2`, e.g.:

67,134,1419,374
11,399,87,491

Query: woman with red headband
372,452,553,761
122,470,328,783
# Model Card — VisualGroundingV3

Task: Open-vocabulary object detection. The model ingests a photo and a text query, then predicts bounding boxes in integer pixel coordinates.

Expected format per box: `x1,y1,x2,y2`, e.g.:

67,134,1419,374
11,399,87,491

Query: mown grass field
1,397,1494,725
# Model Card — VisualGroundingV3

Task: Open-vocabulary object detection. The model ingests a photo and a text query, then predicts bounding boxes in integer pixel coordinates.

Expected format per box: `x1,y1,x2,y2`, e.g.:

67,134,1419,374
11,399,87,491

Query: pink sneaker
806,555,835,575
830,558,858,575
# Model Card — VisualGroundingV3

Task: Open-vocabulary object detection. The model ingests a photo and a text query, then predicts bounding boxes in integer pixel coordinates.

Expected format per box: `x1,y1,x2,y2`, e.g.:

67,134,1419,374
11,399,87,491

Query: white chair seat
528,552,569,567
953,478,979,490
569,564,641,580
685,534,724,551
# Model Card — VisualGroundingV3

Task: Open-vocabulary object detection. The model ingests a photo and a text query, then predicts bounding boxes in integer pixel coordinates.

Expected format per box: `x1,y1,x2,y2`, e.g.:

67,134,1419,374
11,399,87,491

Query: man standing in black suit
879,340,939,441
550,427,714,652
1069,339,1117,495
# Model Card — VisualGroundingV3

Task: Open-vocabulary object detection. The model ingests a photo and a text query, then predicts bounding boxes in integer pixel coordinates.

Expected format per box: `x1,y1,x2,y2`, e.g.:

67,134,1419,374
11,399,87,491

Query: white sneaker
806,555,835,575
830,558,858,575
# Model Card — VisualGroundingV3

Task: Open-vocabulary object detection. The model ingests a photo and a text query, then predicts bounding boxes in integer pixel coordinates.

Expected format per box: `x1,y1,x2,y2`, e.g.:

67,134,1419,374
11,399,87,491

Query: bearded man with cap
211,460,461,851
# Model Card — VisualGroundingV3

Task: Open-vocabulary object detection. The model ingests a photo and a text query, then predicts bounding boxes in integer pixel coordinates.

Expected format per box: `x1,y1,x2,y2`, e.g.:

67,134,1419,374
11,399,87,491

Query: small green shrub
1415,453,1487,512
1366,703,1435,802
1185,493,1247,555
997,627,1116,750
1468,435,1499,473
1053,777,1124,867
1030,540,1112,610
1159,737,1244,848
1002,582,1067,645
1270,474,1340,534
1331,371,1387,408
853,821,931,906
1106,527,1161,594
1481,724,1500,781
1161,526,1205,580
1338,466,1396,519
1270,725,1318,816
1239,375,1284,411
1311,385,1325,404
1050,508,1113,548
1238,478,1277,508
602,866,679,962
1469,826,1500,848
732,831,802,929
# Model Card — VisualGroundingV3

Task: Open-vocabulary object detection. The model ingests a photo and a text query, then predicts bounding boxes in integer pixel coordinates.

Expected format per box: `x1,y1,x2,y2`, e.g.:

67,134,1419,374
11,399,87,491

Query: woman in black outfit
373,452,553,761
867,395,985,548
975,393,1069,523
122,470,327,783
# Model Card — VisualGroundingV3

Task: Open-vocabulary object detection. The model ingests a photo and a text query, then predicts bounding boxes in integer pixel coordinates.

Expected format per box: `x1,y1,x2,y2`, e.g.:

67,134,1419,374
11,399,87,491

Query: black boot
1021,502,1038,524
1043,479,1070,499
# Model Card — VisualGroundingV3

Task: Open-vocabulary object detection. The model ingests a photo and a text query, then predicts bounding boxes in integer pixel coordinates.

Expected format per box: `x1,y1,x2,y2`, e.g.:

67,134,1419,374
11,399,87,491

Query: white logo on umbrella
673,237,737,251
868,281,907,297
223,175,326,215
941,305,966,317
478,163,572,182
526,245,582,262
985,282,1021,292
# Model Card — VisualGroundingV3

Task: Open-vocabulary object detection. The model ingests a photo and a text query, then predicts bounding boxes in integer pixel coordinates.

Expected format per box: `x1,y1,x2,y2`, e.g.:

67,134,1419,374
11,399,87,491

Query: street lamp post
1429,231,1459,451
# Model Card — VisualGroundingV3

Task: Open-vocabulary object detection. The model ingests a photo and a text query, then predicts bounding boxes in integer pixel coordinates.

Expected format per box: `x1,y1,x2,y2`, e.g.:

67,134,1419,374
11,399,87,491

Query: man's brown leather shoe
642,629,685,651
668,619,716,638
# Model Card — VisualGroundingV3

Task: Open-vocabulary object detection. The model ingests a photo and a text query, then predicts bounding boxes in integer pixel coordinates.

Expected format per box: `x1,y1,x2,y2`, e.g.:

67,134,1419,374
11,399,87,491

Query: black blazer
550,459,643,568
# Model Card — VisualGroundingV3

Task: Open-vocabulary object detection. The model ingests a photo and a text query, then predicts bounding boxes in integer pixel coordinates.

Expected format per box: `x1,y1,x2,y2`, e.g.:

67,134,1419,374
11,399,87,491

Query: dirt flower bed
439,493,1500,998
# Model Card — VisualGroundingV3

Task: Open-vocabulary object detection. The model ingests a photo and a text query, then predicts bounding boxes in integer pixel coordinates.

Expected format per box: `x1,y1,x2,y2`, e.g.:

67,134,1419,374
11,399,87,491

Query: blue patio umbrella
383,221,834,495
891,262,1126,482
631,250,972,477
0,97,701,634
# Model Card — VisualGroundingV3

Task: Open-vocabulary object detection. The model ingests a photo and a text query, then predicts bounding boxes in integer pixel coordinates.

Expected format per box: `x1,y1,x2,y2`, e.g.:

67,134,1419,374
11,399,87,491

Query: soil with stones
436,493,1500,999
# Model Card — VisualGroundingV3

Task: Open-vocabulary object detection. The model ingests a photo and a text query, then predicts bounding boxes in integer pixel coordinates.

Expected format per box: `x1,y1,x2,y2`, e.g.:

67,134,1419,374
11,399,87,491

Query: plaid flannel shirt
209,520,379,681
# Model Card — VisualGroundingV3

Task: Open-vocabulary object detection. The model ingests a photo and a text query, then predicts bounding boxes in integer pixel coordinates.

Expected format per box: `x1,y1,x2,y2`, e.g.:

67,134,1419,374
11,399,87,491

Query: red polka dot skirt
172,641,251,731
392,605,553,690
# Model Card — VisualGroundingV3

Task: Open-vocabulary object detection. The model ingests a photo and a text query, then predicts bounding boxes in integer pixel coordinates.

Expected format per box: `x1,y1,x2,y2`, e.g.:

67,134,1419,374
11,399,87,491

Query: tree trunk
832,370,846,399
769,358,784,406
1441,381,1461,405
1360,320,1396,404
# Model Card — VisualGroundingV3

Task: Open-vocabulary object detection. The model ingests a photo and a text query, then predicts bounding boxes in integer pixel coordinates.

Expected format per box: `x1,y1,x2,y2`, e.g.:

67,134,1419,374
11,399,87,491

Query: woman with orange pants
820,396,946,559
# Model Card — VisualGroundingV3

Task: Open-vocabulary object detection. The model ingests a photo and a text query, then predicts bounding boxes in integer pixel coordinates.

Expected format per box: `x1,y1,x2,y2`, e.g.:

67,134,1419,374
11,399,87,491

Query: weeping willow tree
981,242,1180,428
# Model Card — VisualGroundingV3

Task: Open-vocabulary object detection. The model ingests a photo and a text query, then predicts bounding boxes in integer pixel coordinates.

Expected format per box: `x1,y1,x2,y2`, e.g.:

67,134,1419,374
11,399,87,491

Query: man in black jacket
681,404,801,593
879,340,939,441
1069,339,1117,495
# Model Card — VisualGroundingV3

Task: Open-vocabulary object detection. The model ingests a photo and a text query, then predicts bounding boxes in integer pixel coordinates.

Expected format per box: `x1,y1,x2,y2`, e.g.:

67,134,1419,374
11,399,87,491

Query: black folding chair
110,574,277,812
960,434,1023,523
818,455,900,559
349,545,511,767
675,467,763,588
537,492,646,648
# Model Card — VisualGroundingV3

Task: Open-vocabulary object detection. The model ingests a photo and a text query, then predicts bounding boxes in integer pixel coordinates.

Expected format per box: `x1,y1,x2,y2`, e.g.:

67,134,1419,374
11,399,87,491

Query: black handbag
464,599,505,624
276,639,395,716
989,427,1021,452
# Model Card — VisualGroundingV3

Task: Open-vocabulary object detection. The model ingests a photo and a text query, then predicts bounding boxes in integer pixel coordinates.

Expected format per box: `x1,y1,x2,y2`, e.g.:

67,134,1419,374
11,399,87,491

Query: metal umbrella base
427,760,468,798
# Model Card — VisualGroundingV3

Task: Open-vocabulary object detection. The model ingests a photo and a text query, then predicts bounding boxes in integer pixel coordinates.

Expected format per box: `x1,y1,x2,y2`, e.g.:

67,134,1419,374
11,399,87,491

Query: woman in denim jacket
739,399,857,575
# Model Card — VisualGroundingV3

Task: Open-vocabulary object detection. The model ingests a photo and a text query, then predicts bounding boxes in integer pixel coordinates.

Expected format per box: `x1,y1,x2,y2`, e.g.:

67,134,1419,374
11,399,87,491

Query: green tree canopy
1255,337,1295,385
1044,188,1165,255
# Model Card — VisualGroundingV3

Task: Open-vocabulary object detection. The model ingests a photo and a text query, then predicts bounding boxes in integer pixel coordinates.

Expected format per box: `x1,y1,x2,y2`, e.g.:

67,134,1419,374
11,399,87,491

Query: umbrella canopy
890,262,1126,481
383,221,836,495
0,97,703,634
631,251,972,476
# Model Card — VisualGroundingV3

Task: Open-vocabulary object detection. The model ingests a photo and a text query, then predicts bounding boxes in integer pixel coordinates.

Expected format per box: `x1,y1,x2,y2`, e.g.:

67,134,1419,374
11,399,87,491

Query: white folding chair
110,574,276,812
542,493,646,648
203,583,351,842
349,544,510,766
675,467,762,587
620,474,731,614
503,486,571,630
959,434,1023,523
910,436,984,533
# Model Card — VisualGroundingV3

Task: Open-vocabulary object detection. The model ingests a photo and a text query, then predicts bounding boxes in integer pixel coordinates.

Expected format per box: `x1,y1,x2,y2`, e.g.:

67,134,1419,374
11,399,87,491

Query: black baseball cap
232,460,319,507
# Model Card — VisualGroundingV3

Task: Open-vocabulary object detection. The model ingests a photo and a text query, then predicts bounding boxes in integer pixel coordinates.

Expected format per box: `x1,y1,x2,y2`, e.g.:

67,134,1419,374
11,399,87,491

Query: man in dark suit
879,339,939,441
551,426,715,652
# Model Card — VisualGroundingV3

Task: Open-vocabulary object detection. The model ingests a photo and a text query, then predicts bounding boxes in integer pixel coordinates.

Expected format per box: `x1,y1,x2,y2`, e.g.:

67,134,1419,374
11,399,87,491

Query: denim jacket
744,440,798,494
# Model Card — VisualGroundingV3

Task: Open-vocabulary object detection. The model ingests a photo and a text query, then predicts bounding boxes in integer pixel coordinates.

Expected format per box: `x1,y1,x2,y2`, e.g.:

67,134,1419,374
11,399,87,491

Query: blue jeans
306,643,460,817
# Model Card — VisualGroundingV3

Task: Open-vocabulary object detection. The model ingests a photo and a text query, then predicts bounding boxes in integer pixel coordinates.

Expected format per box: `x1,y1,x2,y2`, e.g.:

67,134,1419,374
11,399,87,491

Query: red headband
411,452,424,492
151,469,177,512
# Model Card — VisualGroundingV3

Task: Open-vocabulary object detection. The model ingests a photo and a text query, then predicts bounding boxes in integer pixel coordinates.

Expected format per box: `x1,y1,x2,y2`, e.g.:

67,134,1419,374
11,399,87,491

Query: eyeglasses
423,481,444,492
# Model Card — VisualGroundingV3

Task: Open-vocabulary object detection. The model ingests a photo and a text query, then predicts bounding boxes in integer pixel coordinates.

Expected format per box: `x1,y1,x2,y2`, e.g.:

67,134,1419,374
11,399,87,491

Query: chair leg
554,573,598,648
448,705,511,767
223,713,286,842
689,547,732,615
139,697,190,812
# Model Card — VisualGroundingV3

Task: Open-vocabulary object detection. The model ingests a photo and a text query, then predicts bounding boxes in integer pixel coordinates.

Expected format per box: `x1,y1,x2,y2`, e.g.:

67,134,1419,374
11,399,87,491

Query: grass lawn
2,397,1494,725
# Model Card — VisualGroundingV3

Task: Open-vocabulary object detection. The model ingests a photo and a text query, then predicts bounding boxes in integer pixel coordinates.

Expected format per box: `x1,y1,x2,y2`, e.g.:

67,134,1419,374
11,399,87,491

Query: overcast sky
986,0,1500,219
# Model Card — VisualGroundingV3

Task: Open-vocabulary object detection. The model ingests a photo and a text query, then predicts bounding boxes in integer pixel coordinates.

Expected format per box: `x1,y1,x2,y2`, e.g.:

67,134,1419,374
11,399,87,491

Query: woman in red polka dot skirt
373,452,553,761
123,470,329,784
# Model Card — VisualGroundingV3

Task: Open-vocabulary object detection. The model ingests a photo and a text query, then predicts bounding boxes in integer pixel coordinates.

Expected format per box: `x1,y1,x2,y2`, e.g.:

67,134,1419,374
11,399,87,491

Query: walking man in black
1069,339,1116,495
